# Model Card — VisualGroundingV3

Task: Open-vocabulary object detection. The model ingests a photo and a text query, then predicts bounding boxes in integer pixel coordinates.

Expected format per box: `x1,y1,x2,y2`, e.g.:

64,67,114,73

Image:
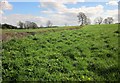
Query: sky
0,0,119,26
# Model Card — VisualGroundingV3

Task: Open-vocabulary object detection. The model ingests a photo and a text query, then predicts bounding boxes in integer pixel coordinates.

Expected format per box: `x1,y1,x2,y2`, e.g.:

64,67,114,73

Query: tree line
0,20,55,29
77,12,114,26
0,12,115,29
0,23,17,29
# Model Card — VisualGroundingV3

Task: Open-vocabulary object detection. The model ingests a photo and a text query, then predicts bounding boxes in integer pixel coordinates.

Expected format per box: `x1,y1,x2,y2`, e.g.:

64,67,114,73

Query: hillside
2,24,119,81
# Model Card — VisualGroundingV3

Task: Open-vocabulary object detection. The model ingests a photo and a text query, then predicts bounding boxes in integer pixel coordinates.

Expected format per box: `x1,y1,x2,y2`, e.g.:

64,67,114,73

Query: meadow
2,24,119,81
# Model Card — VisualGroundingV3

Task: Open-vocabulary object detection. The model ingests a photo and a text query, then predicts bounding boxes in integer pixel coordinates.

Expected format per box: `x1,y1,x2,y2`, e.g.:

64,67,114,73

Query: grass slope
2,24,119,81
1,26,81,42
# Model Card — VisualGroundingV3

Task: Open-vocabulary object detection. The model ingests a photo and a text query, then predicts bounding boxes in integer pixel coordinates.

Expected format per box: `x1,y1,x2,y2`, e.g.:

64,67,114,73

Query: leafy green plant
2,24,119,81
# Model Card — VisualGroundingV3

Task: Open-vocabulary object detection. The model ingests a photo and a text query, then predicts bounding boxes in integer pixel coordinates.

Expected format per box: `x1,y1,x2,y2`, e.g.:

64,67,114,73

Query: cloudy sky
0,0,119,26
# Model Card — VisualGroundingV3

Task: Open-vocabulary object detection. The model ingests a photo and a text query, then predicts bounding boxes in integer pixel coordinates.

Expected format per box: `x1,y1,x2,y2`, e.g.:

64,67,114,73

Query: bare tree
46,20,52,27
18,21,24,29
107,17,114,24
64,23,67,26
103,18,108,24
31,22,38,29
40,25,43,28
24,21,38,29
24,21,31,29
103,17,114,24
77,12,87,26
85,18,91,25
94,17,103,25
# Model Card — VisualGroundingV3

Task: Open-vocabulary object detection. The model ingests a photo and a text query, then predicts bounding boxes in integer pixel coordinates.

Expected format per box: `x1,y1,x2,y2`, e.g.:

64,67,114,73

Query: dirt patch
1,32,30,42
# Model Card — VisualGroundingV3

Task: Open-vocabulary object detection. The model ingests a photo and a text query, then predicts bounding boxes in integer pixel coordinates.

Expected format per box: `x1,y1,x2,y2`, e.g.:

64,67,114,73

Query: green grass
2,26,79,33
2,24,119,81
1,26,82,42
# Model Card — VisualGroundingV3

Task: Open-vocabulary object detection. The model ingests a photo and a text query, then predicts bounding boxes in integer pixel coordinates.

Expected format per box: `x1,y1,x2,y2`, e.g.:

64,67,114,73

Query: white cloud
39,0,118,24
0,10,3,14
39,0,85,4
40,3,105,25
40,1,104,17
39,0,117,25
41,10,54,14
104,9,118,23
40,2,67,11
0,0,13,14
2,1,118,26
2,14,49,26
3,3,118,26
106,0,118,6
39,0,86,13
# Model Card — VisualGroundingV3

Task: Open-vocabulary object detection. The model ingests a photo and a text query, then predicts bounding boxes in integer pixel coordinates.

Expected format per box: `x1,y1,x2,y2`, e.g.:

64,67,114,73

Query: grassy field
2,26,80,33
2,24,119,81
1,26,82,42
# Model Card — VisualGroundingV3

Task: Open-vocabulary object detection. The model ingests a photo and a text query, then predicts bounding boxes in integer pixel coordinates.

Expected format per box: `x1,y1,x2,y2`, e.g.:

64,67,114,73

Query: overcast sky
0,0,119,26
